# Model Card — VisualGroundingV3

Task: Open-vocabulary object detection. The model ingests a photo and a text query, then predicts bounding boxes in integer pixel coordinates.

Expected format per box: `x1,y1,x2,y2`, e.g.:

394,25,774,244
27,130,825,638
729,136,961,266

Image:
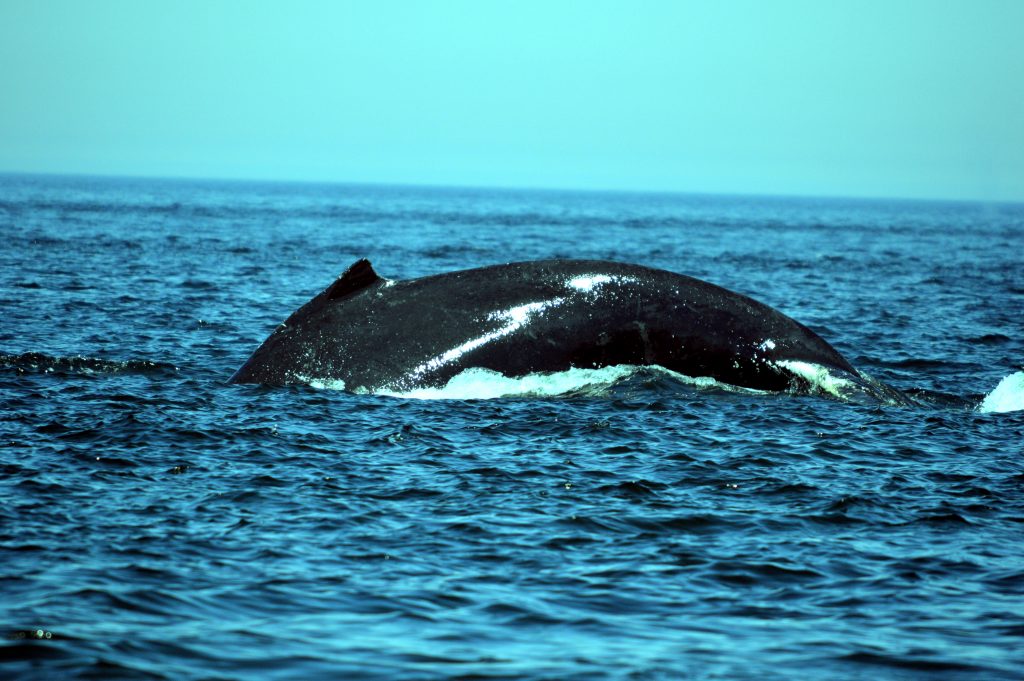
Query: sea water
1,174,1022,679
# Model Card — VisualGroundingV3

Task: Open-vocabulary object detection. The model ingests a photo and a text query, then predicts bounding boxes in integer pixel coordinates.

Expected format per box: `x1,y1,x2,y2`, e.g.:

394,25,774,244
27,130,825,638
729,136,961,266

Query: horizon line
1,168,1020,207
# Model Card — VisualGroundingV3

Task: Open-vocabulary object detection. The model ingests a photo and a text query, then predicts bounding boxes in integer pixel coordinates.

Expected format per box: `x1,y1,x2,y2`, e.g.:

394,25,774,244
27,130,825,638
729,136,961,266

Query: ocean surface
1,174,1022,680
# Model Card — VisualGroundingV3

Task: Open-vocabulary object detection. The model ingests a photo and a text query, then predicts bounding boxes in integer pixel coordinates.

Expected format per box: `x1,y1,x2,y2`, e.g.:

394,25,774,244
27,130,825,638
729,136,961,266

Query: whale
230,258,908,402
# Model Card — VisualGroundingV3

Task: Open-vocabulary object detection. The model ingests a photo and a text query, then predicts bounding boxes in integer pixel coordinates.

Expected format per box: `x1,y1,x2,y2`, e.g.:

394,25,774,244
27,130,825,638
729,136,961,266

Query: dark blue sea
2,174,1023,680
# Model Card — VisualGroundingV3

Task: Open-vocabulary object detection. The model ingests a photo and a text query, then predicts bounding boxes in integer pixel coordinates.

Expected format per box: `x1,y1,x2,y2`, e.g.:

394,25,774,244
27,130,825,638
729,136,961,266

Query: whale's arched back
230,258,868,397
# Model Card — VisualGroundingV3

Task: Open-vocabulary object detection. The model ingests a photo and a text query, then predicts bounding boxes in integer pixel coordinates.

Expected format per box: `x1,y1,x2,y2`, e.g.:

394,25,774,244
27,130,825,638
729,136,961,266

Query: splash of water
979,371,1024,414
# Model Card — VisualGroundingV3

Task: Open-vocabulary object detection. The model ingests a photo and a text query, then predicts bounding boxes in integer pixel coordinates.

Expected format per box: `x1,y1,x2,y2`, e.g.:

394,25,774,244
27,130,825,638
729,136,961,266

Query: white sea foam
774,360,856,399
286,358,870,403
280,362,780,399
979,371,1024,414
377,364,768,400
379,365,638,400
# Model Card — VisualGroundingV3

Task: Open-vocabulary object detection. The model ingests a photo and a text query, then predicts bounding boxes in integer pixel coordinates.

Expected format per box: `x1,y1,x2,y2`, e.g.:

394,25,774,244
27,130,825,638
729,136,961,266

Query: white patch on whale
566,274,639,293
404,298,564,383
568,274,614,292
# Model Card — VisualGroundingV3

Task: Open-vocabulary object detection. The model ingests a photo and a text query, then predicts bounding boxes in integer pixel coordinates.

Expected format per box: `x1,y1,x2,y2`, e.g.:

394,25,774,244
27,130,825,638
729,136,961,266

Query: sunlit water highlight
1,175,1022,680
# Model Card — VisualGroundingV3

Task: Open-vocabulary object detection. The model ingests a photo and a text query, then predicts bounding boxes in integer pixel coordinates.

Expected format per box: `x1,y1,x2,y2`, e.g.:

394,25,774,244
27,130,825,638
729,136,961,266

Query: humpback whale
231,259,905,402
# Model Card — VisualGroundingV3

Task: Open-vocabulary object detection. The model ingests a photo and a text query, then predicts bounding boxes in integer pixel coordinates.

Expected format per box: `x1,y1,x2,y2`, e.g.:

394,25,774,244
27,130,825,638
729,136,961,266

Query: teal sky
2,1,1022,201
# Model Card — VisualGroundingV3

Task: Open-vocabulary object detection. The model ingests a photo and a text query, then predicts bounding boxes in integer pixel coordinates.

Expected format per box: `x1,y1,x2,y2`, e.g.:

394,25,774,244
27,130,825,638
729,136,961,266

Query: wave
775,360,918,407
303,365,801,402
378,366,654,400
774,360,858,399
288,363,1024,412
0,351,178,377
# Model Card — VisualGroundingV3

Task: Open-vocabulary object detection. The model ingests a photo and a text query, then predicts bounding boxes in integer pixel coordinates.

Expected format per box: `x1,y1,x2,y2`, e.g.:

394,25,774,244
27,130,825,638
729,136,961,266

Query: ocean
1,174,1022,679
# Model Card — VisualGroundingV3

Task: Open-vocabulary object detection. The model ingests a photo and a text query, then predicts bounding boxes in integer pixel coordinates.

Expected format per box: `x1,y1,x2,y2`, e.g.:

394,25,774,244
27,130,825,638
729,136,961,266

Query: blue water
2,174,1023,680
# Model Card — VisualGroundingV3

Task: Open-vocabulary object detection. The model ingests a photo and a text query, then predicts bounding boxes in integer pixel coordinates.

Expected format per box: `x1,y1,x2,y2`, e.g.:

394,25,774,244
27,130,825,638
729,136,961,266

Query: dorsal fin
325,259,383,300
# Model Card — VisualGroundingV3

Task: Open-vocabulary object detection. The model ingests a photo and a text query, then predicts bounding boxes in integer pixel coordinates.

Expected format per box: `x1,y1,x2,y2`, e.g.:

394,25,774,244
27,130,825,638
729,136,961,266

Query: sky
1,0,1022,201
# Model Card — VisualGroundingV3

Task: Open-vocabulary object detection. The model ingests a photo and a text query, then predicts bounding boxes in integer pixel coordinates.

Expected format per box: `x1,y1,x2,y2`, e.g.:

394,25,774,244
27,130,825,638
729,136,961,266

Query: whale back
230,259,859,392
